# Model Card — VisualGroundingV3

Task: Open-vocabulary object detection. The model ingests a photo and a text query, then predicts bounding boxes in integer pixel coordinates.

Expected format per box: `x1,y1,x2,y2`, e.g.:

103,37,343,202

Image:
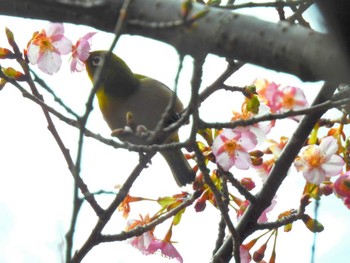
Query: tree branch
1,0,349,83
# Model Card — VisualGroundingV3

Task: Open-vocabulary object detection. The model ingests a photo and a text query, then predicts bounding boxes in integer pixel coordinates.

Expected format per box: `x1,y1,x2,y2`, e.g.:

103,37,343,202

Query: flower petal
303,167,326,185
319,136,338,156
321,155,344,177
234,150,252,170
46,23,64,36
37,51,62,75
52,36,72,55
216,152,235,171
27,44,40,65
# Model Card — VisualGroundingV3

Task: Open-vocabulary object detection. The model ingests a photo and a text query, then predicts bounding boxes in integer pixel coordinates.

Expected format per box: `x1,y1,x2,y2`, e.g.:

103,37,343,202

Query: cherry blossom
126,215,154,254
27,23,72,74
334,172,350,208
126,215,183,261
240,245,252,263
237,197,276,223
212,128,258,171
70,32,96,72
147,239,183,263
334,172,350,198
232,103,273,143
294,136,344,185
255,80,308,119
255,79,281,112
277,86,308,111
257,196,277,223
127,231,155,254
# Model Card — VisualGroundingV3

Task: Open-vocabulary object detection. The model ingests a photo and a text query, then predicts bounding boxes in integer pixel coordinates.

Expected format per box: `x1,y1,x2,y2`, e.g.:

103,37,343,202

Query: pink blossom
237,197,276,223
277,86,308,120
127,231,154,255
278,86,308,111
27,23,72,74
240,245,252,263
147,239,183,263
70,32,96,72
294,136,344,185
255,158,275,181
255,80,308,120
255,79,281,112
334,172,350,201
232,103,273,142
126,215,155,254
257,196,277,223
126,216,183,261
212,128,258,171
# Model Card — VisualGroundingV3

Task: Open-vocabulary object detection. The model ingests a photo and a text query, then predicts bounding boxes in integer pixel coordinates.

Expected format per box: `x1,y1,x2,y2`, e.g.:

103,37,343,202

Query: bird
84,50,195,186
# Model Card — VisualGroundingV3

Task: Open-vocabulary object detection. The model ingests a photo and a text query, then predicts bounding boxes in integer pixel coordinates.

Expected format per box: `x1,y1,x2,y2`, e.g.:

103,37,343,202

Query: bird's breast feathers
96,78,183,132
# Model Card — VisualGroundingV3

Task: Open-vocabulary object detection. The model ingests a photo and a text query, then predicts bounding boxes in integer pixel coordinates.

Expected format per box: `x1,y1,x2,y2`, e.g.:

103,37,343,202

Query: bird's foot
138,152,152,168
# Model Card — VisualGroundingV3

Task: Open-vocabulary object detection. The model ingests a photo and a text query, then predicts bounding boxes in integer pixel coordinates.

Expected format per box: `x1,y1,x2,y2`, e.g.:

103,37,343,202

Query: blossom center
224,140,239,157
32,32,55,51
283,94,295,109
305,152,325,168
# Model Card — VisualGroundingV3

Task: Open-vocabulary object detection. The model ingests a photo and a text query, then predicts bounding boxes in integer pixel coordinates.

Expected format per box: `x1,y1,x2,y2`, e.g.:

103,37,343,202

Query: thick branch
0,0,349,83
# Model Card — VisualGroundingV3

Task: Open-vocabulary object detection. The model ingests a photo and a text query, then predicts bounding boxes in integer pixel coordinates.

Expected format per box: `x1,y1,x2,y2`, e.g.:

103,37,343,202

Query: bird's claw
139,152,152,168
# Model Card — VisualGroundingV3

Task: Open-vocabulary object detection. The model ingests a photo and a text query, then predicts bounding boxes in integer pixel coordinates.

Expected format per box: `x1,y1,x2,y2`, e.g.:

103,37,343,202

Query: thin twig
222,170,256,203
218,0,308,10
199,60,245,104
201,96,350,130
30,69,79,118
287,0,314,26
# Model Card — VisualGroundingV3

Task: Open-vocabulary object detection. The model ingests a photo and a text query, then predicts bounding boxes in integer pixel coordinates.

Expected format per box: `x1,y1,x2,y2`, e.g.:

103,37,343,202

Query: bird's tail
161,149,196,187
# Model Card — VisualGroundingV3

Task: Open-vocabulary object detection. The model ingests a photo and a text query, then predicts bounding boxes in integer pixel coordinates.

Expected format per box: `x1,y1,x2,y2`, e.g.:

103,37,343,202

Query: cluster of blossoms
26,23,95,74
207,80,349,262
254,79,308,118
211,80,346,189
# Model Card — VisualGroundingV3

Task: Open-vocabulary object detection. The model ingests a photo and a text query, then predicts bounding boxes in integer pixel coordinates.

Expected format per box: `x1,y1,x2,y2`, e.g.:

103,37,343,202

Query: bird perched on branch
85,50,195,186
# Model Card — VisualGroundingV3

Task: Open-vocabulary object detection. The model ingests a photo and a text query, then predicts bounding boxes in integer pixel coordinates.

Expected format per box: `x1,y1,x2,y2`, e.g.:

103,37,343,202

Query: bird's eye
91,56,102,67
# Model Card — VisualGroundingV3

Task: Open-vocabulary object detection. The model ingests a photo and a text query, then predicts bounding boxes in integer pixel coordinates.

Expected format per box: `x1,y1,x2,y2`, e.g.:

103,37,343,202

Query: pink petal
70,57,78,72
74,32,96,60
319,137,338,157
52,36,72,55
234,150,252,170
70,57,86,72
76,40,91,60
240,245,252,263
147,240,183,263
239,129,258,151
322,155,344,177
215,152,235,171
37,51,62,75
222,129,240,140
27,43,40,65
293,87,308,106
294,157,305,172
303,167,326,185
46,23,64,36
80,32,96,42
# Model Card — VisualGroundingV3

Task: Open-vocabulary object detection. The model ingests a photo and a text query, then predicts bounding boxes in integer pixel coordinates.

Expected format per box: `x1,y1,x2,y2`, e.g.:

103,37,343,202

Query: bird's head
84,50,139,96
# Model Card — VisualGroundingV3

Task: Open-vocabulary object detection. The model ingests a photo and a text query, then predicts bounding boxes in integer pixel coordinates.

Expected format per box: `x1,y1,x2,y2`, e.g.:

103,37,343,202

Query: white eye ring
92,56,102,67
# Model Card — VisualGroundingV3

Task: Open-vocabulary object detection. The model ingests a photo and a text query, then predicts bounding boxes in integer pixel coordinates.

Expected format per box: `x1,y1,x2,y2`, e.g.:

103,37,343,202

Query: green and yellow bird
85,50,195,186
